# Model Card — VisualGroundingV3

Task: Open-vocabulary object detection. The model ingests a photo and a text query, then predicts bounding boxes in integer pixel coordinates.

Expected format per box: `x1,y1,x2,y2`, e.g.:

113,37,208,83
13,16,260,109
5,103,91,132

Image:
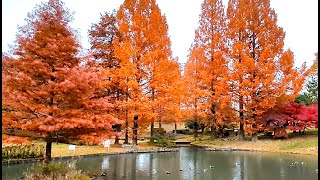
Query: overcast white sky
2,0,318,67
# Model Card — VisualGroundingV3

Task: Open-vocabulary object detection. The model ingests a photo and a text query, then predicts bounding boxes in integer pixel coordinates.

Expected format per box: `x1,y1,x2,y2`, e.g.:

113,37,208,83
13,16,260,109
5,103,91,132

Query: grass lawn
190,129,318,156
2,139,160,159
41,141,158,157
50,143,127,157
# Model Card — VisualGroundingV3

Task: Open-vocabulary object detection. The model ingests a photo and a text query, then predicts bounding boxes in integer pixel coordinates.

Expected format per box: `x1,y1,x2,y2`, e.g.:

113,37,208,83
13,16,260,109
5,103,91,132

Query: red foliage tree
261,103,318,135
284,103,318,131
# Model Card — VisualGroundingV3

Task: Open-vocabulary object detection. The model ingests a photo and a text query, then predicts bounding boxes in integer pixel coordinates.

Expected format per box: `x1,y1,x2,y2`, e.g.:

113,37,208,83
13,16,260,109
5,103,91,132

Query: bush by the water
149,134,176,148
2,143,45,160
23,162,90,180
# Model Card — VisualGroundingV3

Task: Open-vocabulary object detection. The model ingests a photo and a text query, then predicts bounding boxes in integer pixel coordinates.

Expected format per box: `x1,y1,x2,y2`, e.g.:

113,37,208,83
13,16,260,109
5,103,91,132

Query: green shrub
175,129,193,135
2,143,45,160
149,134,176,148
154,128,166,136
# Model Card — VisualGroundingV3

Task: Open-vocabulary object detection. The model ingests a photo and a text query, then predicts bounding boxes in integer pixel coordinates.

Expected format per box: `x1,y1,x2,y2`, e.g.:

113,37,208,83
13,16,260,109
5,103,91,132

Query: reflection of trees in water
2,149,319,180
131,155,137,180
76,157,103,173
180,147,199,179
229,152,317,180
233,155,241,180
149,154,154,179
101,157,109,170
111,154,131,179
57,149,320,180
137,154,150,172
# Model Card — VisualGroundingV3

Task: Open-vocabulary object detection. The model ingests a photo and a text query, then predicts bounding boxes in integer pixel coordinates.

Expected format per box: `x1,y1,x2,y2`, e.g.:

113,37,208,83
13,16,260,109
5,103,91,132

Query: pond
2,147,318,180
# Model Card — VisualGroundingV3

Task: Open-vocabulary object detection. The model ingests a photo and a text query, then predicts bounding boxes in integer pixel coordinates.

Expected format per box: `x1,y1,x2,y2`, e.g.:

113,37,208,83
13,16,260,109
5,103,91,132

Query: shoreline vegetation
3,131,317,165
2,132,318,180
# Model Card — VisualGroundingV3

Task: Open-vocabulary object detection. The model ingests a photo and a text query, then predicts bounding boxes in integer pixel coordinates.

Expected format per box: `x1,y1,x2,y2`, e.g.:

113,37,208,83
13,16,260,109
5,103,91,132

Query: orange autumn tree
188,0,231,140
309,52,318,77
141,3,182,140
183,44,209,140
153,58,184,133
115,0,178,144
226,0,309,140
89,11,125,144
2,0,119,162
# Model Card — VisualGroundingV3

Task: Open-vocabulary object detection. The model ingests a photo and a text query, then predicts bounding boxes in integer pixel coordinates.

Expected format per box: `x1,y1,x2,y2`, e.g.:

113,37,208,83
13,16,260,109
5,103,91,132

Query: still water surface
2,147,318,180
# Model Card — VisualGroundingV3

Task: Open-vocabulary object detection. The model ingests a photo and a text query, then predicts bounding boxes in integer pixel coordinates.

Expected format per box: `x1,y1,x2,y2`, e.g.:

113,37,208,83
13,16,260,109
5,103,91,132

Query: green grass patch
304,128,318,135
287,128,318,137
149,135,176,148
191,139,224,146
280,138,318,150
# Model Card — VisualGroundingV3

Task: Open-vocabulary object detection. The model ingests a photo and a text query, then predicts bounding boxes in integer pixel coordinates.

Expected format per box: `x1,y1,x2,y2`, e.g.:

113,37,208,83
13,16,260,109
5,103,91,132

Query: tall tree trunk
150,90,155,143
194,121,198,141
45,136,52,163
221,128,225,138
194,99,198,141
150,121,155,143
201,126,205,137
114,136,120,145
210,104,216,140
114,125,121,145
211,125,216,140
46,93,54,163
114,90,121,145
252,121,258,142
124,118,129,144
251,110,258,142
159,119,162,128
239,122,245,140
124,88,129,144
133,115,138,145
174,122,177,135
252,133,258,142
238,95,245,140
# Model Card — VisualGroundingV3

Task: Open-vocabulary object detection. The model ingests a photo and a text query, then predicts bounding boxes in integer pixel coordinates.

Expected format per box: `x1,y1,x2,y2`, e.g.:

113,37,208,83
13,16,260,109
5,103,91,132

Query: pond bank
2,146,179,165
190,135,318,156
3,135,317,165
